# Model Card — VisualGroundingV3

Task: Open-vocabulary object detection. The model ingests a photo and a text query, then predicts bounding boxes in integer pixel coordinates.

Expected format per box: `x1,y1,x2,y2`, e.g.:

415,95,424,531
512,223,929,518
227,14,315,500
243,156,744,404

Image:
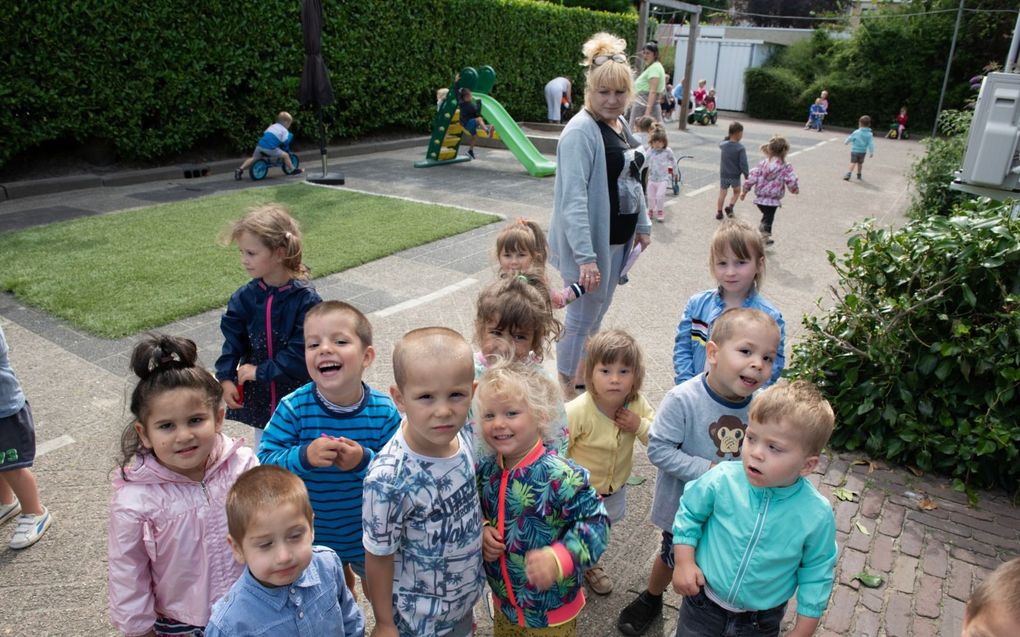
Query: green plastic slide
476,94,556,178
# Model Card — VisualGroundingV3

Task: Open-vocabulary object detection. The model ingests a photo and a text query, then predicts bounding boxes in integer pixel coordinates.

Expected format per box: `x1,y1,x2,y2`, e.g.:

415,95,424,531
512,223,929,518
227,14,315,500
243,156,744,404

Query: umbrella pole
306,103,345,185
318,105,328,177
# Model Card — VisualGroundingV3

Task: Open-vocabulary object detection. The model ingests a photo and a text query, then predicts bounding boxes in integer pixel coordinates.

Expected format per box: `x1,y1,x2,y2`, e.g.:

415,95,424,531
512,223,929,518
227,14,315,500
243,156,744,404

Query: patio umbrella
298,0,344,184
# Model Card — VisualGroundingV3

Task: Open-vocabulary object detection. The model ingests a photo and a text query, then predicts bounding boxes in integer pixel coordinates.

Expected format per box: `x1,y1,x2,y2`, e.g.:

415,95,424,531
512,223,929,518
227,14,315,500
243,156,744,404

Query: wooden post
678,11,699,131
636,0,650,72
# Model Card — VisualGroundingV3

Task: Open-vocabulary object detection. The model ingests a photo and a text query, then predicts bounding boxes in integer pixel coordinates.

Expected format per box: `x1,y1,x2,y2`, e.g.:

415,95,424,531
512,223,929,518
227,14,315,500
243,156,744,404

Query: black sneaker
857,173,862,180
724,205,734,217
233,168,243,181
617,591,663,636
468,149,476,159
290,168,304,176
715,210,723,220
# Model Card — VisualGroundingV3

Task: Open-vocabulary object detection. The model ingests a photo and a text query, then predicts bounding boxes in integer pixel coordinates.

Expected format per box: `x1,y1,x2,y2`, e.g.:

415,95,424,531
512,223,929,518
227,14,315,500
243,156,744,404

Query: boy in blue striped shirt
672,380,838,637
259,301,401,582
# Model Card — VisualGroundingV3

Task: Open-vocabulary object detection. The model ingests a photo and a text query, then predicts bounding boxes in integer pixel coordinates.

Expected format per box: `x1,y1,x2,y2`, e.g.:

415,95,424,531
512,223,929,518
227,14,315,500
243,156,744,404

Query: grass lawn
0,184,497,337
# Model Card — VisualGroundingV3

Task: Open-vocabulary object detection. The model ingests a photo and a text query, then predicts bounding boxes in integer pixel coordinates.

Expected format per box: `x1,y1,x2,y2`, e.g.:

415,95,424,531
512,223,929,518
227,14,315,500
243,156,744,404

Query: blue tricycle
249,148,300,181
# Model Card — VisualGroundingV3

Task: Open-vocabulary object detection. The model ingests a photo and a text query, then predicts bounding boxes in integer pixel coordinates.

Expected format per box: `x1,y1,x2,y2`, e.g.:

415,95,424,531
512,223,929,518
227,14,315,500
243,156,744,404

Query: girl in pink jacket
741,135,799,246
108,334,257,637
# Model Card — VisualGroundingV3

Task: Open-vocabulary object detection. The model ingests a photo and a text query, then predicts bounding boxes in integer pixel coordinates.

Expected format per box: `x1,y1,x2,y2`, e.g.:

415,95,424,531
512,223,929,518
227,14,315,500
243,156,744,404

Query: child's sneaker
0,499,21,526
724,204,734,217
762,232,775,246
843,172,852,181
617,590,663,636
9,506,52,549
468,149,476,159
585,565,613,595
233,168,243,181
290,168,304,176
857,173,862,180
715,210,723,220
656,210,665,222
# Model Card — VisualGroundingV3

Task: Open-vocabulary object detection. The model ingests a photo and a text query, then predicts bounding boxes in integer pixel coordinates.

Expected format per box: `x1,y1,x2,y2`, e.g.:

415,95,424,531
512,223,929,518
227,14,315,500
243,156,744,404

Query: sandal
585,565,613,595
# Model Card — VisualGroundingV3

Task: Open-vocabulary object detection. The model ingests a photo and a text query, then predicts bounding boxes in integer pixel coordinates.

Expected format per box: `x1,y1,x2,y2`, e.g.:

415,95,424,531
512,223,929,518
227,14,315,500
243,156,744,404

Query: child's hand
237,363,257,385
672,561,706,596
370,623,399,637
306,436,342,468
333,438,365,471
525,548,560,591
482,525,506,562
614,407,640,433
739,192,747,201
221,380,242,409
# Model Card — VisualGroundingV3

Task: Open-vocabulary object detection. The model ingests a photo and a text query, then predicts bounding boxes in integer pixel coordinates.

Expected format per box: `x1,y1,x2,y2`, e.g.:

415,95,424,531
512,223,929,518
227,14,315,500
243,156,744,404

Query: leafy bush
0,0,637,168
909,110,972,218
743,67,804,120
789,199,1020,495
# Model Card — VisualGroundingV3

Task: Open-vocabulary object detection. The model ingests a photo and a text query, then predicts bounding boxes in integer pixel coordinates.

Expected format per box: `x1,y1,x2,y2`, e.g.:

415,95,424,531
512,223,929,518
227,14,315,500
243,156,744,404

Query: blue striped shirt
258,382,401,563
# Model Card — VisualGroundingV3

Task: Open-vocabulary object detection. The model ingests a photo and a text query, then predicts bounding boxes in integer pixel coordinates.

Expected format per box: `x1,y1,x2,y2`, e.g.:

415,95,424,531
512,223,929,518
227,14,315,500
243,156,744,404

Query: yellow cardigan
566,392,655,494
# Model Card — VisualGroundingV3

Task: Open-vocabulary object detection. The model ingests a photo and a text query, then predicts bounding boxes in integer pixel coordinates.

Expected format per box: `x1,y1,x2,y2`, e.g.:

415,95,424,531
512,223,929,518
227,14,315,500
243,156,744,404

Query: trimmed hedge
743,67,804,121
0,0,637,168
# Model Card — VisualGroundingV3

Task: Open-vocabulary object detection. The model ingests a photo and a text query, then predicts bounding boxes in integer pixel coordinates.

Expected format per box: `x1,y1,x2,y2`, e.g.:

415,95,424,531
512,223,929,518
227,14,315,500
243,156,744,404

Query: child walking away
207,465,365,637
645,125,676,223
673,220,785,387
741,136,799,246
617,308,780,637
363,328,483,637
477,359,610,636
844,115,875,180
258,301,401,583
109,334,258,637
458,87,495,160
963,557,1020,637
216,205,322,446
717,122,749,220
0,326,52,549
566,330,655,595
672,380,838,637
235,111,302,179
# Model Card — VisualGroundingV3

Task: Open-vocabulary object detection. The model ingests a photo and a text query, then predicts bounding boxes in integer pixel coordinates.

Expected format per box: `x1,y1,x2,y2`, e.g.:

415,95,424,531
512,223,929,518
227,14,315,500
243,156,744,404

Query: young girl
476,359,609,636
693,79,707,107
633,116,655,150
565,330,655,596
108,334,258,637
644,125,676,223
215,205,322,446
672,219,785,386
495,218,548,276
740,135,799,245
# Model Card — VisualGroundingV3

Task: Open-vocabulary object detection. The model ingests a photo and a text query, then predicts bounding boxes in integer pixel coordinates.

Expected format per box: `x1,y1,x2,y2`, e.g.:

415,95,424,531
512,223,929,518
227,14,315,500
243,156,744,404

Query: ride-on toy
886,123,909,140
671,154,694,195
687,105,717,126
249,149,300,181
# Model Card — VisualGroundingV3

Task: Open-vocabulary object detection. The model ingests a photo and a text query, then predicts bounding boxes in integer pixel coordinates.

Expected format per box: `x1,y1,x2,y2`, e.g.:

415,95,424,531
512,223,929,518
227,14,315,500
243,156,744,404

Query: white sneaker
10,506,52,549
0,500,20,525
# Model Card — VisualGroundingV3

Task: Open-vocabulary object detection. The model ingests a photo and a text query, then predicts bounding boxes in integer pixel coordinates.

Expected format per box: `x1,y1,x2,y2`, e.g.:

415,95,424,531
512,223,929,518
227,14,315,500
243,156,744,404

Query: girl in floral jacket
741,135,799,245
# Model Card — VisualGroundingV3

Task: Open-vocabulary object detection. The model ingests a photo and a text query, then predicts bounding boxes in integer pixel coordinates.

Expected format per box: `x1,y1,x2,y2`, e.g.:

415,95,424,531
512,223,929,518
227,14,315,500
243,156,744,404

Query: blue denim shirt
206,547,364,637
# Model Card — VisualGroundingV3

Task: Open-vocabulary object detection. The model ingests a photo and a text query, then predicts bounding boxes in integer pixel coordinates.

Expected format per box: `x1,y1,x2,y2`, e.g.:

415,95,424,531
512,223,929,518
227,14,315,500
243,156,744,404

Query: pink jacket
108,434,257,636
743,157,799,207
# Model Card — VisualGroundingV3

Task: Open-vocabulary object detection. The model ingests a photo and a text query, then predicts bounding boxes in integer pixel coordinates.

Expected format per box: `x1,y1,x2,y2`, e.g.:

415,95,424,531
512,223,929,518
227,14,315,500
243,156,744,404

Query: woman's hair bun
582,32,627,63
130,333,199,380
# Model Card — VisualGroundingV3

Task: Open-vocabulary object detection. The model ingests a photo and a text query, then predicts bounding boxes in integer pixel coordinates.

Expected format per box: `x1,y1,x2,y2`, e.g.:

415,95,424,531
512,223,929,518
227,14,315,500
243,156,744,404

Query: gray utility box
959,72,1020,191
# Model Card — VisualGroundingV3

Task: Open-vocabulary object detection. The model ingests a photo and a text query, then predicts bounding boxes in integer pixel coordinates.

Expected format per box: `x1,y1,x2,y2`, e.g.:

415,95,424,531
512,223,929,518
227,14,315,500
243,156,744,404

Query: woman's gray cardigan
548,109,651,304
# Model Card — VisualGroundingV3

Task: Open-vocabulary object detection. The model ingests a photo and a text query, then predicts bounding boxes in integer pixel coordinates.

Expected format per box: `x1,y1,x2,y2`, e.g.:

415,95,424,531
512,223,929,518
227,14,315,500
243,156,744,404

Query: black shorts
850,151,867,164
0,402,36,471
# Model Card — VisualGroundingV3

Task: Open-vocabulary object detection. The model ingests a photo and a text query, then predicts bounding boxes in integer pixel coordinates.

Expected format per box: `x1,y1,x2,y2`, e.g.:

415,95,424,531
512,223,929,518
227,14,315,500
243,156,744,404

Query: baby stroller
687,105,717,126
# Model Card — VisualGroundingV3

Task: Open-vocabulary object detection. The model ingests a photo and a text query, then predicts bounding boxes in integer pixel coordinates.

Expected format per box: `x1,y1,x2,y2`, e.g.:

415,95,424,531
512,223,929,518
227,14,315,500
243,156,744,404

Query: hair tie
515,217,528,226
515,274,529,283
284,231,293,240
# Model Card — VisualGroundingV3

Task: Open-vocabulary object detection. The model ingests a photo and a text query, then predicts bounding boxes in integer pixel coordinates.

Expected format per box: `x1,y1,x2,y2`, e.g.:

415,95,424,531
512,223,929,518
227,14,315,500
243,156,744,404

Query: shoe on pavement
843,172,852,181
233,168,243,181
857,173,862,180
617,590,663,636
656,210,665,222
0,500,21,526
468,149,476,159
10,506,52,550
724,205,734,217
715,210,724,220
585,565,613,595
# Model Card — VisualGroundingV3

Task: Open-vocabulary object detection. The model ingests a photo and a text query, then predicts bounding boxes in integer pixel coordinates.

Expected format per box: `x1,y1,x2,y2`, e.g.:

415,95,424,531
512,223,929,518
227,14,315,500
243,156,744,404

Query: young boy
258,301,401,583
962,557,1020,637
362,327,483,637
671,379,837,637
206,465,365,637
457,87,495,160
617,308,780,637
843,115,875,181
235,111,302,179
717,122,749,220
0,325,52,549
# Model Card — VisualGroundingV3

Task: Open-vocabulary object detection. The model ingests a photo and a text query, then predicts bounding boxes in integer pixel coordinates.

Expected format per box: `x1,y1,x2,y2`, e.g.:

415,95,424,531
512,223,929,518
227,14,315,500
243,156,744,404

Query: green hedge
0,0,637,168
743,67,804,121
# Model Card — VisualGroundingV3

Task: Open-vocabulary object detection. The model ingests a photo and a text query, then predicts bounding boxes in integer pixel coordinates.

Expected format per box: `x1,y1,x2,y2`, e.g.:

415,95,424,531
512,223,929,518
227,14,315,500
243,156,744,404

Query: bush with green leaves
743,67,804,121
789,198,1020,496
909,109,972,218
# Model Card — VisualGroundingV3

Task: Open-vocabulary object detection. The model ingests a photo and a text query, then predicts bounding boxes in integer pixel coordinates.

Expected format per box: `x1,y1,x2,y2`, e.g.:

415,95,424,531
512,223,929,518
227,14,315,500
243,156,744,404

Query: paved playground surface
0,117,1016,637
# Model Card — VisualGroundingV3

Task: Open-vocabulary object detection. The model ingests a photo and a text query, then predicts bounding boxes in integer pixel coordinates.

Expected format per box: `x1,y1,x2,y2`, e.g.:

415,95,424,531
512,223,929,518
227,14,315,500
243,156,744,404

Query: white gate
673,39,774,112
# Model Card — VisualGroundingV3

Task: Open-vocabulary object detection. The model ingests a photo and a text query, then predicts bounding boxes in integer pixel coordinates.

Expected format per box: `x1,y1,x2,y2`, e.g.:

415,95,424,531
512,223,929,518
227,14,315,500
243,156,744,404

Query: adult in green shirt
629,42,666,127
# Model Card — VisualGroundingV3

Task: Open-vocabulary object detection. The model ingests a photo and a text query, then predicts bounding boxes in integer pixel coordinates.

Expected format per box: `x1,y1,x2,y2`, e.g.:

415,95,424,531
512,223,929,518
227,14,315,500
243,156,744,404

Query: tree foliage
908,109,972,218
732,0,848,27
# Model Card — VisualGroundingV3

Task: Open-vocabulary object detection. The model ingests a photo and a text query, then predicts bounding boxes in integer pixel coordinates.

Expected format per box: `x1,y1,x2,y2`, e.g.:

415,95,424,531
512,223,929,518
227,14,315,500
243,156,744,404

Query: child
477,358,610,635
895,106,908,139
963,557,1020,637
235,111,302,179
457,87,495,160
436,87,450,111
363,327,483,637
671,380,838,637
0,325,52,550
741,135,799,245
661,84,677,121
819,90,830,127
717,122,749,220
672,219,785,387
216,205,322,447
806,98,826,131
693,79,707,107
843,115,875,180
704,88,717,114
634,115,656,150
206,465,365,637
616,308,780,637
644,125,676,223
258,301,401,582
495,218,549,276
109,334,258,637
566,330,655,595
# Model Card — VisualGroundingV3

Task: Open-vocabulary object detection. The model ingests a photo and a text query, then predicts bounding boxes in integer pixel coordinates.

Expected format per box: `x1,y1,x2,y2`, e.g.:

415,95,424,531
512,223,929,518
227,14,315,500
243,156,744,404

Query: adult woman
544,76,572,123
548,32,652,398
629,42,666,127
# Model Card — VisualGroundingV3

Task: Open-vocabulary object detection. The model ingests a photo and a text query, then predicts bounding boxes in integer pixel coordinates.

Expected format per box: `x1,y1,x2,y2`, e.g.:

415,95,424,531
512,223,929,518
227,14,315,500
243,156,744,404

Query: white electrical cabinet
959,72,1020,191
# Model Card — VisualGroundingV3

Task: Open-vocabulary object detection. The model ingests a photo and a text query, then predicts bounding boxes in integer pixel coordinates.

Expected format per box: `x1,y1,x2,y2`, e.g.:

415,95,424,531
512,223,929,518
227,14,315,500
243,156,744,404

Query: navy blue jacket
215,278,322,429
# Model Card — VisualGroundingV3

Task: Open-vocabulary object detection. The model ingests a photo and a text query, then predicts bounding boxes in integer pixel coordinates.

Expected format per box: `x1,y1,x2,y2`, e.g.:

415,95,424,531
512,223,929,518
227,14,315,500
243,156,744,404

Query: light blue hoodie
845,127,875,155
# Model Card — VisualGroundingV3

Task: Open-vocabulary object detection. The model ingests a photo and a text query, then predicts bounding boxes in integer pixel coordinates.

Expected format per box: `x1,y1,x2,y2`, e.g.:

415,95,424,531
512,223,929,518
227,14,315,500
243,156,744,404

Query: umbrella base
306,172,346,186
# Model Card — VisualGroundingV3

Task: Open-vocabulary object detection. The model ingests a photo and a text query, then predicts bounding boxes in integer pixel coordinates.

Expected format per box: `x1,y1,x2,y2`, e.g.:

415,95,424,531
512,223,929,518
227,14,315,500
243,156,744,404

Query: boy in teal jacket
671,380,838,637
843,115,875,181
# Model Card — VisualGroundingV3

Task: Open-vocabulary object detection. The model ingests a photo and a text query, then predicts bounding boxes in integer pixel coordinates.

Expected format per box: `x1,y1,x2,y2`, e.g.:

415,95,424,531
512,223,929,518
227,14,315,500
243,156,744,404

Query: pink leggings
646,180,667,212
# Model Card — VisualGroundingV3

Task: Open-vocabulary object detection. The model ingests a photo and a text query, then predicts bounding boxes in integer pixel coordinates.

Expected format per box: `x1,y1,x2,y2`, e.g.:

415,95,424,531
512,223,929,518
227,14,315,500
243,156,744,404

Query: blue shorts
0,402,36,471
462,118,479,136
